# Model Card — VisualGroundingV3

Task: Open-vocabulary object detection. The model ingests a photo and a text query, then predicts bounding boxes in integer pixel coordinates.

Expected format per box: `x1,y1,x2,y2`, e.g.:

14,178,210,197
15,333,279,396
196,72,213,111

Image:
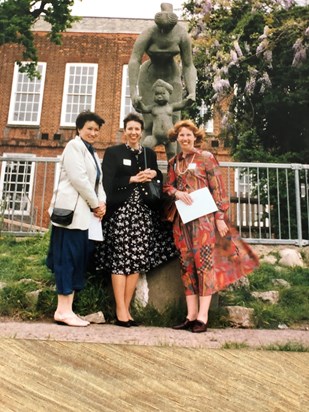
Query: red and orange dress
163,148,259,296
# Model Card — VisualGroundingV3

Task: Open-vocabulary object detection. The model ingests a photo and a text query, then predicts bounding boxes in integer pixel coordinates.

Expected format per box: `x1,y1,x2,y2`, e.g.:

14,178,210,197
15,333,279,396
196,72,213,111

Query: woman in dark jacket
95,113,176,327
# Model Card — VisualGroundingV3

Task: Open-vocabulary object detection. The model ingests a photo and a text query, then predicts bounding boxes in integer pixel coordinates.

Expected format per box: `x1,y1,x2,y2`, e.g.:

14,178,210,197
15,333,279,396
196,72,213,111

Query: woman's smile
177,127,196,153
125,121,142,148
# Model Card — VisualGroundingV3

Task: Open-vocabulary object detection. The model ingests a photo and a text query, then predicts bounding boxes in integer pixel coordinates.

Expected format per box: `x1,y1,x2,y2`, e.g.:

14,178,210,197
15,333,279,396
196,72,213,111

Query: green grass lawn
0,233,308,329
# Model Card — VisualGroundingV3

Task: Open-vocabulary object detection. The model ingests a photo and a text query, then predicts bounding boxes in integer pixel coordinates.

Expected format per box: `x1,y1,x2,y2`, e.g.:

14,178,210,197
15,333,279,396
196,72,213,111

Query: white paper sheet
88,213,103,241
175,187,218,224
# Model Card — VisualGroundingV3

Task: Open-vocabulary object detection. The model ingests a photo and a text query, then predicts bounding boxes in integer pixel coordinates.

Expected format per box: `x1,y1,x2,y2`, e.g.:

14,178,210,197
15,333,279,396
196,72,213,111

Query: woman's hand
93,203,106,220
143,168,157,179
130,169,157,183
175,190,193,205
216,219,229,237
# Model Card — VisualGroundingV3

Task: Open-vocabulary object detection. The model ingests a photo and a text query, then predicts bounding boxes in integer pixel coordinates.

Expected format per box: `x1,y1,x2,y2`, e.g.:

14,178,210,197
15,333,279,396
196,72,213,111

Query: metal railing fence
1,155,308,246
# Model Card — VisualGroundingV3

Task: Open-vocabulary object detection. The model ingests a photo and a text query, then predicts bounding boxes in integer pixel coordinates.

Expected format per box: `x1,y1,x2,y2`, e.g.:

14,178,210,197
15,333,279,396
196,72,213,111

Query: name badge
188,163,196,170
123,159,131,166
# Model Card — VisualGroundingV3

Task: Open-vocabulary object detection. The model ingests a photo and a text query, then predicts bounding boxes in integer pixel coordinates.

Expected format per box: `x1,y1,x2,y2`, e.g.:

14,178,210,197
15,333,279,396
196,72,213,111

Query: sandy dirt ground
0,321,308,411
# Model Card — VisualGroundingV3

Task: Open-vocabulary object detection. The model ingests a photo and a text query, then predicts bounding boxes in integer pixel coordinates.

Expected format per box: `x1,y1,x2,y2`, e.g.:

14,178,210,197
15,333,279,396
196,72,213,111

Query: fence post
292,164,303,247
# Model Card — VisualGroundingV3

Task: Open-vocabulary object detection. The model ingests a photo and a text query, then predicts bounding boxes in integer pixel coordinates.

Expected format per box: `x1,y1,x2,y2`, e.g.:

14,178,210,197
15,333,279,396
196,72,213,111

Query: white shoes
54,312,90,327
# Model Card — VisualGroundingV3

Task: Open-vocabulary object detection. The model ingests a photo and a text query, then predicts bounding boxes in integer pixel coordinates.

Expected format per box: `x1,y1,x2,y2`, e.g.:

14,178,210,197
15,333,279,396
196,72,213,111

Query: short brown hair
123,112,144,130
168,119,205,143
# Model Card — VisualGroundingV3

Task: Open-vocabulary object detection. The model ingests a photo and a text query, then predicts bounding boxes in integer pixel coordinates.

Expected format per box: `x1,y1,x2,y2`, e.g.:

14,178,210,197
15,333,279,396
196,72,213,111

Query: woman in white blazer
47,111,106,327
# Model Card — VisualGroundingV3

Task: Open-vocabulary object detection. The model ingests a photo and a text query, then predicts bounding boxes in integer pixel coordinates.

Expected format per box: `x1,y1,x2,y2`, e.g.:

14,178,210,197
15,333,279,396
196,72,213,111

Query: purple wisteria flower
201,0,212,14
234,40,243,57
263,49,273,65
212,77,231,94
258,71,272,94
292,38,307,67
274,0,296,9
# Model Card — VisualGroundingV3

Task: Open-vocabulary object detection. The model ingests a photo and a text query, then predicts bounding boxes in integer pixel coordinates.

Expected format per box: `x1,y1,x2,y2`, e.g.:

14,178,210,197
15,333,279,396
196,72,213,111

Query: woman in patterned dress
163,120,259,333
95,113,176,327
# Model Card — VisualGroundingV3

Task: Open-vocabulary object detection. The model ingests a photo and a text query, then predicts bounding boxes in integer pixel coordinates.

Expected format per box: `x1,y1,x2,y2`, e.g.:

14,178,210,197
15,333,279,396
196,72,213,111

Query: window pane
0,156,35,215
8,63,46,125
61,64,98,125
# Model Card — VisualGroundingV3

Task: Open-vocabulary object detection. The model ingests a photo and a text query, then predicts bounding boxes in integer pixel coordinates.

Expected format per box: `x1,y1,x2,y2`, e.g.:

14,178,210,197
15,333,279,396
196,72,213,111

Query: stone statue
128,2,197,159
135,79,189,159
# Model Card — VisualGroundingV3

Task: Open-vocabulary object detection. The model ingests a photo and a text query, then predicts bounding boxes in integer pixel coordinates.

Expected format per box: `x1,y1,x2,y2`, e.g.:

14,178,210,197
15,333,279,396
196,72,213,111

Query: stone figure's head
155,3,178,32
151,79,174,106
152,79,173,105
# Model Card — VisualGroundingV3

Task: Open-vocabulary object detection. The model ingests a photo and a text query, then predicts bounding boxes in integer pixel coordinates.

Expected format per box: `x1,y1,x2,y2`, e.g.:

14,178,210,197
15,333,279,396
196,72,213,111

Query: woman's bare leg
197,295,212,324
186,294,199,321
112,274,129,321
124,273,139,320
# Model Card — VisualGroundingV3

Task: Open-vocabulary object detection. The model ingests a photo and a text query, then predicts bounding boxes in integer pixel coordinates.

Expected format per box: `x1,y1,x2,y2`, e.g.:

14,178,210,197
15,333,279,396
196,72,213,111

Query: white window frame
8,62,46,125
0,153,36,216
199,100,214,133
60,63,98,127
235,168,269,228
120,65,134,127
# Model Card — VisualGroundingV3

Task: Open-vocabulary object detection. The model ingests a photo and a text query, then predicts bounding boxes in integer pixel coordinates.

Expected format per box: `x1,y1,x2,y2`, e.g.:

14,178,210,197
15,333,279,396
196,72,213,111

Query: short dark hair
76,110,105,134
123,112,144,130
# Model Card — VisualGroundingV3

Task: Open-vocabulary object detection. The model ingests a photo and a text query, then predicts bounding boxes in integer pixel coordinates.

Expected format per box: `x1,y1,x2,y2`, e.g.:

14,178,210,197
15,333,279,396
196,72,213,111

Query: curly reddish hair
168,119,205,143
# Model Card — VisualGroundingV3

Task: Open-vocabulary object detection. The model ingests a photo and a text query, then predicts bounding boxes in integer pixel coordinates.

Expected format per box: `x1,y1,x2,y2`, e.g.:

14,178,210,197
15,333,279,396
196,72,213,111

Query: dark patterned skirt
46,226,88,294
95,188,177,275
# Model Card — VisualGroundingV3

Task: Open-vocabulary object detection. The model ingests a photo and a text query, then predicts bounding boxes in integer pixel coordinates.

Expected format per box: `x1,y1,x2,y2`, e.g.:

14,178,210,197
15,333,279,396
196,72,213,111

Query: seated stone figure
128,2,196,158
135,79,189,159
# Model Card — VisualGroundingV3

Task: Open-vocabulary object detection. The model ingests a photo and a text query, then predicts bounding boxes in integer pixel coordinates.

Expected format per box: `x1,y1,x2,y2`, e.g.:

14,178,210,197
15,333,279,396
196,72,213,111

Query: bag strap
53,155,79,210
143,147,148,170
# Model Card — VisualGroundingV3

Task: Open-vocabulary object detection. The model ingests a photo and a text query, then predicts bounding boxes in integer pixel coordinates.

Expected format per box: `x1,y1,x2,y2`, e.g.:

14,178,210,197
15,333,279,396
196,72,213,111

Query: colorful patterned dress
163,148,259,296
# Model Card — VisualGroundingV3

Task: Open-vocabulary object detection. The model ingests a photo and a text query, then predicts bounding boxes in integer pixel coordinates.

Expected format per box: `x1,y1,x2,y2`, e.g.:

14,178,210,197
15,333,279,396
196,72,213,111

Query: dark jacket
102,144,163,217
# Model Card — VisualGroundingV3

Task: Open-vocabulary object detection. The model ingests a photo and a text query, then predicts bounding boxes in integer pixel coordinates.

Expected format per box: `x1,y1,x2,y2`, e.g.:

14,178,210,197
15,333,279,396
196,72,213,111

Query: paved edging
0,321,308,349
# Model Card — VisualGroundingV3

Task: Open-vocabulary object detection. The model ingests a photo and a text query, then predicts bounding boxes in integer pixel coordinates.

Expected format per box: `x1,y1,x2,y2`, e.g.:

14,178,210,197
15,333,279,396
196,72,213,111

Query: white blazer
49,136,106,230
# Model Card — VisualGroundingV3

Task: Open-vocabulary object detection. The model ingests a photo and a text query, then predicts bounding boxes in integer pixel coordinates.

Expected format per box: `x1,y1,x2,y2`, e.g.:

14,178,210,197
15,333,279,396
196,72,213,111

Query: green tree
0,0,79,78
183,0,309,162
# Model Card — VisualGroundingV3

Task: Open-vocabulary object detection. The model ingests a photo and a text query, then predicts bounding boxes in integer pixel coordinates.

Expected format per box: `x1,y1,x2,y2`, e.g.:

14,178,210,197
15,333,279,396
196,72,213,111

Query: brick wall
0,30,137,159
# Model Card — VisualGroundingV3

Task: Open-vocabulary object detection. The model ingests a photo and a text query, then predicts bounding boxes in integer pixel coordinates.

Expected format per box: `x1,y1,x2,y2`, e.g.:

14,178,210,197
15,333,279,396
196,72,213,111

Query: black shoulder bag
51,158,79,226
142,148,161,202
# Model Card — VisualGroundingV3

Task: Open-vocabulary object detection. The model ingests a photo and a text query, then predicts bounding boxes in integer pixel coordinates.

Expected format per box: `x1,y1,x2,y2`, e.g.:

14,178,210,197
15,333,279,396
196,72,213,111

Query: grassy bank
0,234,308,329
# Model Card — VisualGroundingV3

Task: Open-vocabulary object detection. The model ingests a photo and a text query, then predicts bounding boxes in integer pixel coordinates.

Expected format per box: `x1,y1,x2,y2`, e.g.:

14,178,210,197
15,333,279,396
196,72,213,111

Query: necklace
126,143,142,155
177,153,196,175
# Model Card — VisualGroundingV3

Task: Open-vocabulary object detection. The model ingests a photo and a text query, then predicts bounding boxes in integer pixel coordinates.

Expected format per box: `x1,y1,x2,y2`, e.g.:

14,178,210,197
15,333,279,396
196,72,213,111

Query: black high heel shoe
114,317,131,327
129,319,139,327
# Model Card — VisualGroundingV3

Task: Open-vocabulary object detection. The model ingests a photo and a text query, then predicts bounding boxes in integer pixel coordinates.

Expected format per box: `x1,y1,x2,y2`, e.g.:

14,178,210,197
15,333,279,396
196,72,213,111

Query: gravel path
0,320,308,349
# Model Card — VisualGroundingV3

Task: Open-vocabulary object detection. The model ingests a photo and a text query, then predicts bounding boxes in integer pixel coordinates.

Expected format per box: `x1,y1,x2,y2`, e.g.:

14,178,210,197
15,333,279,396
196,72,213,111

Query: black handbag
51,208,74,226
51,157,79,226
142,148,161,202
144,179,161,202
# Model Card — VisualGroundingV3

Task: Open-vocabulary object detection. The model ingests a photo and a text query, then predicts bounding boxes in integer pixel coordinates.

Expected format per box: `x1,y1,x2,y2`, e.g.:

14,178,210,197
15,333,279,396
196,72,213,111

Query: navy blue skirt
46,226,88,295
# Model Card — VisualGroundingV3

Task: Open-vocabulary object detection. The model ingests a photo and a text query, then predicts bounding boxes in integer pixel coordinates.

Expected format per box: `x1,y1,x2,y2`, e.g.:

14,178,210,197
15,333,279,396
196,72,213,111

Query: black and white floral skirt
95,188,177,275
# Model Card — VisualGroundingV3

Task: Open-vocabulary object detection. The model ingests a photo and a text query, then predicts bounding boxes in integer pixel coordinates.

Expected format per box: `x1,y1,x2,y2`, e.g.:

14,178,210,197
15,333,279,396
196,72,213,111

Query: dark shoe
173,318,196,330
191,320,208,333
115,318,131,327
129,320,139,327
